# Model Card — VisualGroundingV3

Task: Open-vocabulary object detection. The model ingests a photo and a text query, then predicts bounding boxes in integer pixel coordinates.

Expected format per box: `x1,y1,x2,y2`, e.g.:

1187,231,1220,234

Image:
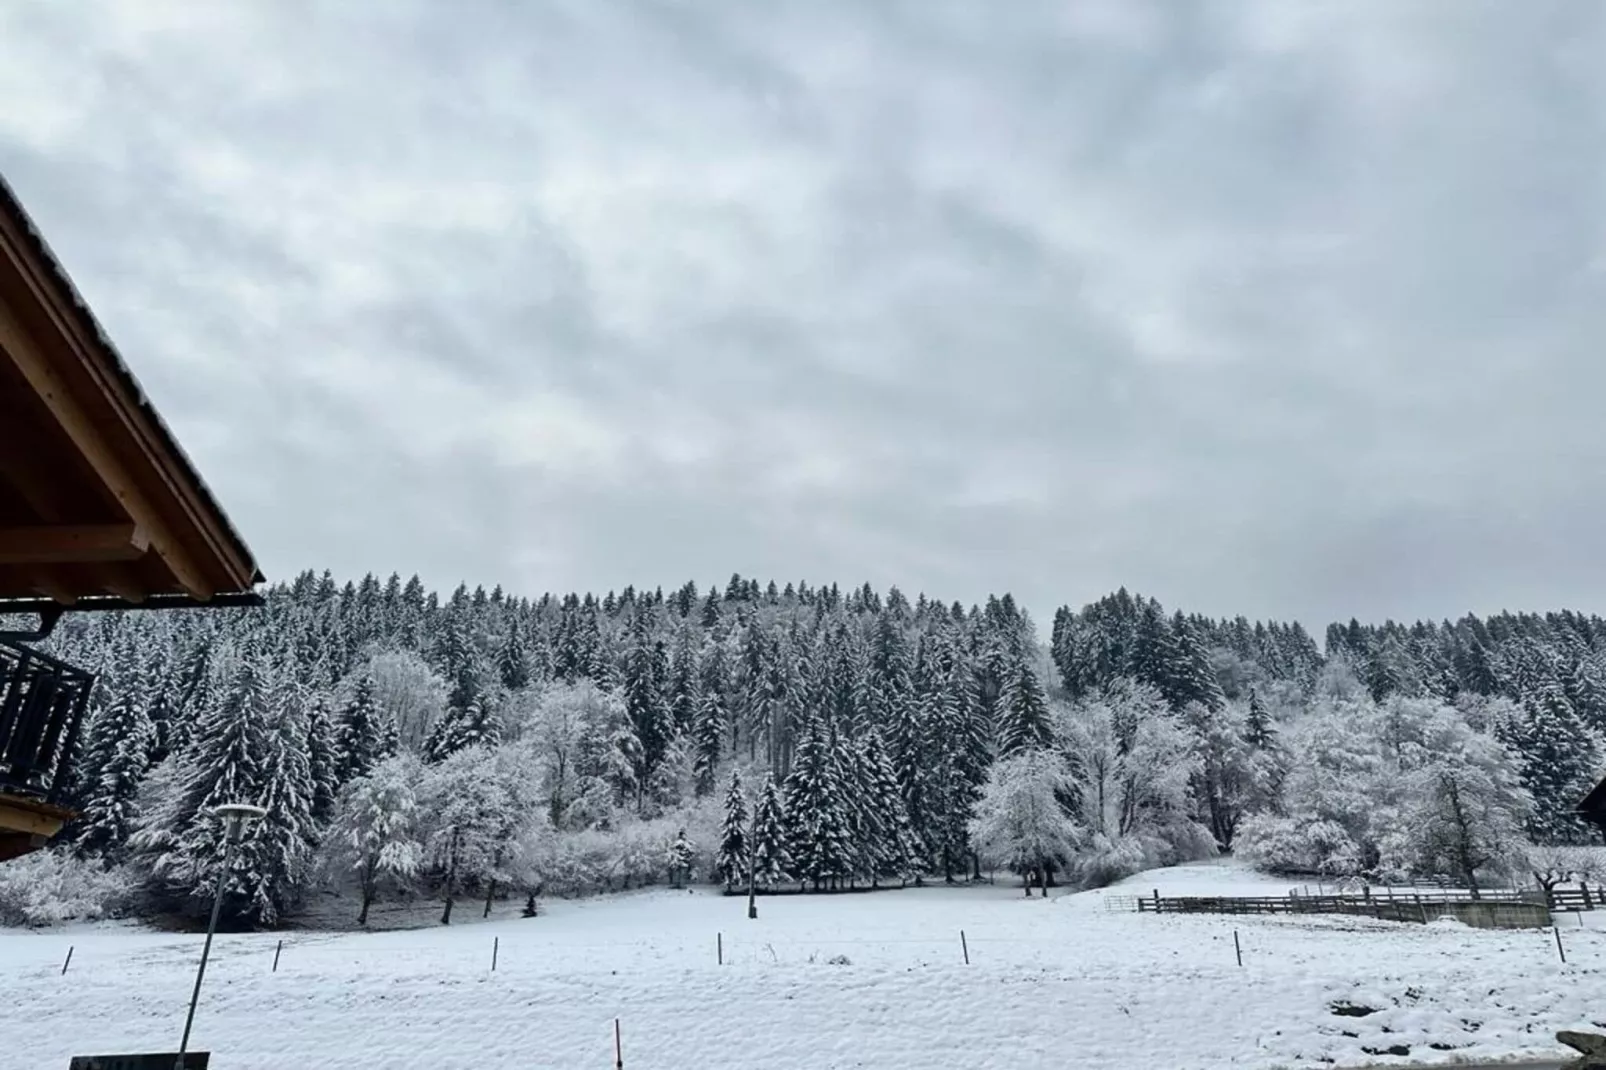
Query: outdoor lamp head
213,802,267,842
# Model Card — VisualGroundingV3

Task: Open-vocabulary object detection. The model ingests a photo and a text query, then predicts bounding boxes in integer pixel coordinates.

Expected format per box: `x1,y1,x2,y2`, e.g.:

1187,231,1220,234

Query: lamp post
176,802,266,1070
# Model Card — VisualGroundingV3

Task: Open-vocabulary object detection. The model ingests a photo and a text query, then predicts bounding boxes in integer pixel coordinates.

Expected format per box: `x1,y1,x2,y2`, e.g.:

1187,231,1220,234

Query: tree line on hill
10,573,1602,928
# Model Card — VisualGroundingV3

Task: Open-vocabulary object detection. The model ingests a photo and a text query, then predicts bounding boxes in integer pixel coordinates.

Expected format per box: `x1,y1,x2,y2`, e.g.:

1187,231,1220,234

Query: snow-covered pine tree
426,698,501,762
691,685,727,797
306,693,339,820
497,623,530,692
751,775,791,888
1504,681,1602,843
619,614,671,810
1130,601,1180,705
860,730,919,885
239,679,319,925
667,630,701,737
783,712,854,890
73,686,156,860
132,658,274,923
333,675,392,781
666,827,695,888
995,657,1052,756
716,770,749,889
1244,687,1275,750
1171,616,1227,712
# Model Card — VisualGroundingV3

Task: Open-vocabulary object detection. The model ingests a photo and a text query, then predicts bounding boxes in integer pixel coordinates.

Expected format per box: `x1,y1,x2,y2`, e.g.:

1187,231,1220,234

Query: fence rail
1130,883,1605,928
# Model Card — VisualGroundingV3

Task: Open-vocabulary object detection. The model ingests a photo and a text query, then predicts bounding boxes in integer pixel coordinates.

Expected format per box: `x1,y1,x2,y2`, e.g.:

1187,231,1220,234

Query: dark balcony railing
0,639,93,805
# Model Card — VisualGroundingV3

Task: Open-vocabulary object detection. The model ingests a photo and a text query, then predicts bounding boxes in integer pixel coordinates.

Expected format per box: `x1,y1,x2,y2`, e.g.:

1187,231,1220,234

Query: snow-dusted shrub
1235,815,1363,877
0,850,130,927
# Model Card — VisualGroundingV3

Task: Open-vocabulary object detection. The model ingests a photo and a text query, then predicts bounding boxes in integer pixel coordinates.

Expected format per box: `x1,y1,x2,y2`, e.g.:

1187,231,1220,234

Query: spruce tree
497,625,530,692
716,771,749,889
783,713,854,889
1130,601,1180,701
1172,616,1227,712
860,730,919,884
667,827,696,888
334,675,392,780
242,686,318,925
620,617,670,808
306,694,340,820
74,688,155,860
1506,682,1603,842
1244,686,1275,750
691,686,726,797
135,658,274,922
426,698,500,762
751,776,791,888
995,657,1052,756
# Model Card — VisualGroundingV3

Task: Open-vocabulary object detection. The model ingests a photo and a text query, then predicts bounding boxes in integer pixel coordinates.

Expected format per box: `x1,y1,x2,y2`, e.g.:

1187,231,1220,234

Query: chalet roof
0,173,263,610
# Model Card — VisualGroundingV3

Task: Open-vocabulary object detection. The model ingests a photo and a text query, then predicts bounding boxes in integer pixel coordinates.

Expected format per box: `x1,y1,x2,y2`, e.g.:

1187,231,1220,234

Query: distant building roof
0,173,263,609
1580,774,1606,833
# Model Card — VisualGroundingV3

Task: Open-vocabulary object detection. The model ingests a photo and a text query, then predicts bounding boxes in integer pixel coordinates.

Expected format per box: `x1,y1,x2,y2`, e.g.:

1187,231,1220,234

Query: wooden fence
1129,883,1605,928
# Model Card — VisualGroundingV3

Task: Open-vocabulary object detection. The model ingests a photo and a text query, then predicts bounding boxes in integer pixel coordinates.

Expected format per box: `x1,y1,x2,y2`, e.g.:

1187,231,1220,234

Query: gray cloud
3,0,1605,628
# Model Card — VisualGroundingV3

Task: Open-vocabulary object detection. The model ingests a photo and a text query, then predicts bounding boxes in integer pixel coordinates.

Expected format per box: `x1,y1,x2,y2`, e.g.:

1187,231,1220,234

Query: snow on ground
2,860,1602,1070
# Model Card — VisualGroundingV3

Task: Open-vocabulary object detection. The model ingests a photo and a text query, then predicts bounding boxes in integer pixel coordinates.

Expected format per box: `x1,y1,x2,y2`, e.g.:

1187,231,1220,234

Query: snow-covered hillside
3,861,1602,1070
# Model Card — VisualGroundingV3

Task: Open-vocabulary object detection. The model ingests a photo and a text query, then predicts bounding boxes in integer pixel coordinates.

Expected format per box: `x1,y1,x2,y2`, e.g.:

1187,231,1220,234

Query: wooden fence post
1153,889,1161,913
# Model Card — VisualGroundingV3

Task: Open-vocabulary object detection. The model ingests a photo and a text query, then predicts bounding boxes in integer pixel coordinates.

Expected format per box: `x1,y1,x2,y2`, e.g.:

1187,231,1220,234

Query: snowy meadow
3,862,1603,1070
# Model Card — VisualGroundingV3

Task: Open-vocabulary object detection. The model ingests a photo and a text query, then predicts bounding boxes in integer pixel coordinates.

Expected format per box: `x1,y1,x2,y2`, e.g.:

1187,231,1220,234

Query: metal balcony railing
0,639,93,805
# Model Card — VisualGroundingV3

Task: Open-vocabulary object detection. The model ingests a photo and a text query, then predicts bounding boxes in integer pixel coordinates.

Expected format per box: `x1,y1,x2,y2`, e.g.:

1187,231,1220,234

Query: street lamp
175,802,266,1070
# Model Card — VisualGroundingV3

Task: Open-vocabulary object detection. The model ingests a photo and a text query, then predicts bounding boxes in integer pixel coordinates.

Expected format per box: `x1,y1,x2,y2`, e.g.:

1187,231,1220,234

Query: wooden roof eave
0,174,263,604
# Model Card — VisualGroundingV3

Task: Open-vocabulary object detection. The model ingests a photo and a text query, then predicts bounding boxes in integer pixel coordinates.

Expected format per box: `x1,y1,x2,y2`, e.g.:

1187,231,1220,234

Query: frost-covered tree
1057,683,1211,885
361,649,448,754
1235,700,1385,877
969,749,1080,896
716,770,748,889
1389,710,1530,896
523,681,617,830
1180,700,1259,850
322,754,424,925
419,745,522,924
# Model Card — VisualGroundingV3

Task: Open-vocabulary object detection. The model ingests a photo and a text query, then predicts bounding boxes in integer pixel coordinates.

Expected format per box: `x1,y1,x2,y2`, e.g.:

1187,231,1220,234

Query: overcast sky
3,1,1603,629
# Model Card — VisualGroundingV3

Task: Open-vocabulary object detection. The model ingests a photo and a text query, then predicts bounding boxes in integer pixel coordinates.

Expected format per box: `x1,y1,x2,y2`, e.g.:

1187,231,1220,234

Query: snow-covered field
3,861,1603,1070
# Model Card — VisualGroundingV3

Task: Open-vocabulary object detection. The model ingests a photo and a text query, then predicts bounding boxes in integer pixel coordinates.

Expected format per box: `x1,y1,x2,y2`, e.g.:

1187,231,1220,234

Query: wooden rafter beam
96,560,150,604
0,523,149,565
0,302,215,600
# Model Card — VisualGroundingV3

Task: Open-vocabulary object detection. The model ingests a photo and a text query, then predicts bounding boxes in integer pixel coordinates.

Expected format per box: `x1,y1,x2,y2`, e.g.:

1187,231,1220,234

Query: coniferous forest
10,573,1606,928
